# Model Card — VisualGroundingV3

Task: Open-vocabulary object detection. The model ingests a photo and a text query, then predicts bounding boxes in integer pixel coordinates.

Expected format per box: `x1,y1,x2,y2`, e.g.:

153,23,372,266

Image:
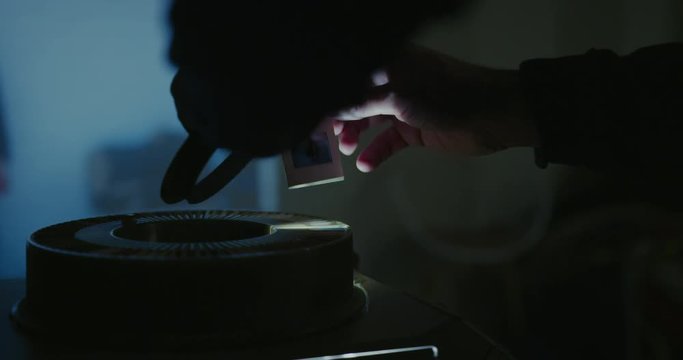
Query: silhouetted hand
332,46,538,172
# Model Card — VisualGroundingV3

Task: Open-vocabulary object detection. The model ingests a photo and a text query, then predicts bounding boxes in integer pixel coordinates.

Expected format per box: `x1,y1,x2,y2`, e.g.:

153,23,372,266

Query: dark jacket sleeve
520,43,683,174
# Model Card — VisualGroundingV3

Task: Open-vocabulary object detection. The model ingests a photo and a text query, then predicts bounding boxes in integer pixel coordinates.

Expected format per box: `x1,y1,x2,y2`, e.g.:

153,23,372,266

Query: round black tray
11,210,364,350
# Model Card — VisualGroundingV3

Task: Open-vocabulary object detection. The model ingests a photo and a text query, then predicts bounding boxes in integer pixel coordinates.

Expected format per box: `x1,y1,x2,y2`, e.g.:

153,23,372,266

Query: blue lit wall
0,0,185,278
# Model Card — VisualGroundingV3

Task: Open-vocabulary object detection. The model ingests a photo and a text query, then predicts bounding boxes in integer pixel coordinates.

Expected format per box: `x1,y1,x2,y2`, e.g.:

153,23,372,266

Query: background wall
0,0,277,278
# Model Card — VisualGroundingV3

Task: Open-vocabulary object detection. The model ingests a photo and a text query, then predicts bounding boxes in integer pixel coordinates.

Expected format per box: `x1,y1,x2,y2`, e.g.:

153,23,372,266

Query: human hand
331,46,538,172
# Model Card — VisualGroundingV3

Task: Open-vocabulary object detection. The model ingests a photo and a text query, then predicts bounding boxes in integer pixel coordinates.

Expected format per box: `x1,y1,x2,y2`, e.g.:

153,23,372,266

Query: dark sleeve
519,43,683,174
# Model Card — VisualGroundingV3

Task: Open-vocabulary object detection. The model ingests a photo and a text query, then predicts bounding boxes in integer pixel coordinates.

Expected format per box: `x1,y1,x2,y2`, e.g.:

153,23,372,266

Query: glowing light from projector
296,345,439,359
288,176,345,189
270,220,349,232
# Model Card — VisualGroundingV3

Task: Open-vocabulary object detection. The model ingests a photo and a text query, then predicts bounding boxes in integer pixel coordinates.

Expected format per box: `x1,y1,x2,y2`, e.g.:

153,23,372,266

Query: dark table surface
1,276,513,359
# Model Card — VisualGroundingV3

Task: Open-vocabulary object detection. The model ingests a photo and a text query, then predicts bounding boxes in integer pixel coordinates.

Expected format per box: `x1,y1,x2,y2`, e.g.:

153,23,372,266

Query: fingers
335,116,391,155
355,123,416,173
329,76,415,171
337,119,369,155
330,83,402,157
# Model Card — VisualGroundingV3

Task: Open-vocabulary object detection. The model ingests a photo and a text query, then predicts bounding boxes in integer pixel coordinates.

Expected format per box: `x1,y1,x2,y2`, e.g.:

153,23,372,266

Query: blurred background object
0,77,8,195
0,0,682,359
